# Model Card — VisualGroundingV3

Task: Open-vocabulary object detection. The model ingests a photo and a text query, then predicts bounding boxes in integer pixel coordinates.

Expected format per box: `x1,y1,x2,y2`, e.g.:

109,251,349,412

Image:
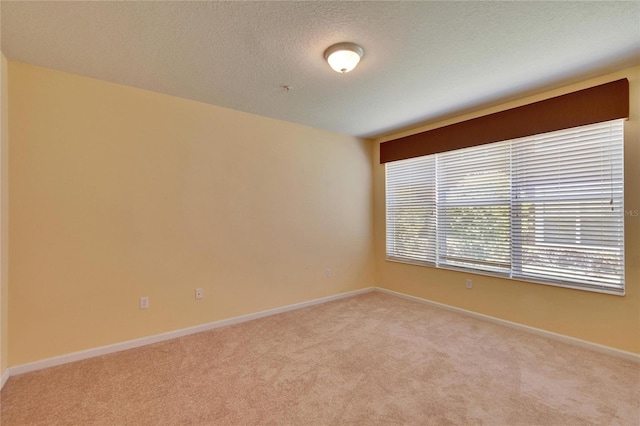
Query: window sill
385,257,625,296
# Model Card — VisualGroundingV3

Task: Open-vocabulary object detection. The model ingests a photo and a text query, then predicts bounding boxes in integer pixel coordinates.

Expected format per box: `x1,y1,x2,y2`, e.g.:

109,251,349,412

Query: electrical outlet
326,268,332,278
140,296,149,309
465,279,472,289
195,288,203,300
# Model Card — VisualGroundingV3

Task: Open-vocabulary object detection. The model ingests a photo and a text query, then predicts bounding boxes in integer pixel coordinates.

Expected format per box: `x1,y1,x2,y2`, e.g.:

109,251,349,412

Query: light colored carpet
1,292,638,425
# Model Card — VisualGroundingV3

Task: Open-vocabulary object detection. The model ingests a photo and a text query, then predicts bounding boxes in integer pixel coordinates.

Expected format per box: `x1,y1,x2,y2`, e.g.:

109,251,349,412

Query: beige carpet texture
1,292,638,425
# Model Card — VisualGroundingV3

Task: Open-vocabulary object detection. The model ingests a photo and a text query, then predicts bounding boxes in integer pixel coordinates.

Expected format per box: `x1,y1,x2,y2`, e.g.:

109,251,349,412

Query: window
437,142,511,274
386,120,624,294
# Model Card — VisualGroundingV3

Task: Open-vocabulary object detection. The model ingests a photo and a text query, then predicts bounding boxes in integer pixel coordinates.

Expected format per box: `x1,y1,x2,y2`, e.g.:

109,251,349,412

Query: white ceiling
2,1,639,138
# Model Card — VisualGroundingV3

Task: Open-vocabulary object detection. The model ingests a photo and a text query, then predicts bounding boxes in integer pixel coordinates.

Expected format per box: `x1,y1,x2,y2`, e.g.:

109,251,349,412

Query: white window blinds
386,156,436,265
385,119,625,294
511,120,624,290
437,142,511,274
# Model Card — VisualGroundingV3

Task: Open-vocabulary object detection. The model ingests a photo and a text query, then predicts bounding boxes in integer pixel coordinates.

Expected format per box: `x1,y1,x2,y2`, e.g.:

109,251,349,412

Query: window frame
385,119,625,296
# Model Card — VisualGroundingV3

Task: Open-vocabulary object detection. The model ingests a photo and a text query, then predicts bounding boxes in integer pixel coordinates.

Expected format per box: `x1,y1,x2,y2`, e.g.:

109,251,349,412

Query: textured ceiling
2,1,639,138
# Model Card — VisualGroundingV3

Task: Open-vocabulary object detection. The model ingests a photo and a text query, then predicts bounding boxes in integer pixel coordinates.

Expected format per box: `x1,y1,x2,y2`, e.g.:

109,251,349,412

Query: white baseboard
4,284,637,386
0,368,9,389
8,287,375,378
375,287,640,363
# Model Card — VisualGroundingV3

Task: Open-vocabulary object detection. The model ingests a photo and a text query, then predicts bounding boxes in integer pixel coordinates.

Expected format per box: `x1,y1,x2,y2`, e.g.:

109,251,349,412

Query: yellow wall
8,61,374,365
5,59,639,367
373,67,640,354
1,52,8,375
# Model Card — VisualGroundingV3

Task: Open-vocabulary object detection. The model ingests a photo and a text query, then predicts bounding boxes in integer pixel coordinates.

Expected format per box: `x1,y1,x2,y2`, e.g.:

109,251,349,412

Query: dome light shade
324,42,364,73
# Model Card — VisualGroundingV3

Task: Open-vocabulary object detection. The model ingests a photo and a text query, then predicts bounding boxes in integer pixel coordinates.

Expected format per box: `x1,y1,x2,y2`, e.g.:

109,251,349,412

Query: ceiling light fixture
324,42,364,74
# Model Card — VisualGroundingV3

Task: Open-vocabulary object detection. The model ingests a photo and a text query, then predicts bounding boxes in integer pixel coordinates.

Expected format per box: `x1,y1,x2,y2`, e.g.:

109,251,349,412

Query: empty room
0,1,639,425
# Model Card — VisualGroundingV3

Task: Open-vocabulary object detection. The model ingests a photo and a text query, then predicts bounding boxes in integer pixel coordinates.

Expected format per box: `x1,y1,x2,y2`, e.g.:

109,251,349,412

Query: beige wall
1,52,8,375
8,61,374,366
5,59,639,368
373,67,640,354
